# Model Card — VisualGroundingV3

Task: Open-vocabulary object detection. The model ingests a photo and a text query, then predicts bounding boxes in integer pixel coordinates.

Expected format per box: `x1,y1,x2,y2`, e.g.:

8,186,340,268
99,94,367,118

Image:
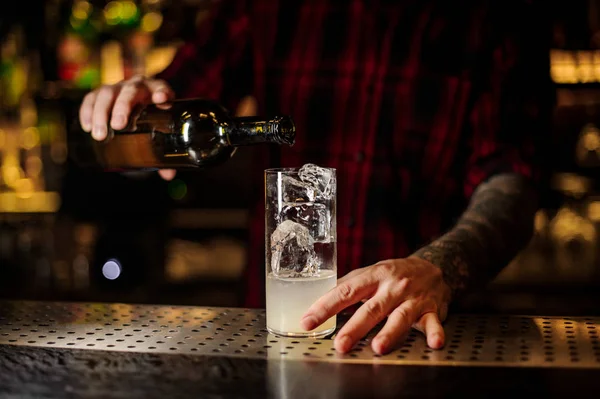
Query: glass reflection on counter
267,359,342,399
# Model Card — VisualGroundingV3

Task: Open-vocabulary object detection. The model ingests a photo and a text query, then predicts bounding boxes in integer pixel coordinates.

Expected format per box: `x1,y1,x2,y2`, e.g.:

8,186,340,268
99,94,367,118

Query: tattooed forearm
412,173,538,299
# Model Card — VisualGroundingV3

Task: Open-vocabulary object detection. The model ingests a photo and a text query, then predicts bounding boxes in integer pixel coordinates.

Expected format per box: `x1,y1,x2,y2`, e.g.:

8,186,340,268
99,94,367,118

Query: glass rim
264,166,336,174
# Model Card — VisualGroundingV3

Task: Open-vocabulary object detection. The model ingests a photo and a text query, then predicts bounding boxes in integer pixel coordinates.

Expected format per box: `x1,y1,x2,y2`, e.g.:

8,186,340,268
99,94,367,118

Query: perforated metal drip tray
1,301,599,368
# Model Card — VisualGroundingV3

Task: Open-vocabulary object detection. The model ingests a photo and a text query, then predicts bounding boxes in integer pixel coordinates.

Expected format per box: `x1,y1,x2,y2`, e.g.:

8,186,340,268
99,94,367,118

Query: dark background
0,0,598,314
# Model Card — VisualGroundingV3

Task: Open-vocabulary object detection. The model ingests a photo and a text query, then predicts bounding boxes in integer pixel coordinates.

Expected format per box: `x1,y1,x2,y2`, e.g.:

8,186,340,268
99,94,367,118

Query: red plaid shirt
158,0,551,307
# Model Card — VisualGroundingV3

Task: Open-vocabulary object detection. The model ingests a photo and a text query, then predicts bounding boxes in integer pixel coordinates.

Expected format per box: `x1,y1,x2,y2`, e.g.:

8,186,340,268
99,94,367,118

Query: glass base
267,326,336,339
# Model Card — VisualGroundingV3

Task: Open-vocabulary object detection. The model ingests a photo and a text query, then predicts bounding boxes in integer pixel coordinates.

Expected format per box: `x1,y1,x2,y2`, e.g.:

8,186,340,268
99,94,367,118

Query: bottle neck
228,116,296,146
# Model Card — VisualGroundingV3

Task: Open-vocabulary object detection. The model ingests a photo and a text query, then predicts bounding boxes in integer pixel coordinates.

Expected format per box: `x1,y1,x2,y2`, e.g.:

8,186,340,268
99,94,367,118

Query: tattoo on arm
413,173,538,299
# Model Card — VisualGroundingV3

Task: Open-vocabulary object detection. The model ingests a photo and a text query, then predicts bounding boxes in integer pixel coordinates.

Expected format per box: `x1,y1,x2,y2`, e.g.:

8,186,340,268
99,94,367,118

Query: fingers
145,79,175,104
301,274,378,332
82,77,174,139
334,291,404,353
110,81,151,130
91,85,120,141
79,76,178,182
79,91,97,132
158,169,176,181
367,298,418,355
413,312,445,349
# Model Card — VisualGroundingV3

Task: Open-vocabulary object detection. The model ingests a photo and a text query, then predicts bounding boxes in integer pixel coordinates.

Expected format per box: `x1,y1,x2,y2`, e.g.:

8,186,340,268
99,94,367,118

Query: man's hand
79,75,174,140
79,74,258,181
79,74,177,180
299,174,536,356
301,258,451,355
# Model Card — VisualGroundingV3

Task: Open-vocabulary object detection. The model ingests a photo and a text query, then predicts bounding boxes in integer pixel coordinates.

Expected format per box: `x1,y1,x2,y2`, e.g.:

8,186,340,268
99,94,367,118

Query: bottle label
100,133,163,168
233,116,295,146
254,123,278,134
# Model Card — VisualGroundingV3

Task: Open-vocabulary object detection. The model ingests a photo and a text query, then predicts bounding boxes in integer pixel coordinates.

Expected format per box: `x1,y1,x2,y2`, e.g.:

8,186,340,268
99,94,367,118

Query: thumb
235,95,258,117
414,312,445,349
145,79,175,105
158,169,176,181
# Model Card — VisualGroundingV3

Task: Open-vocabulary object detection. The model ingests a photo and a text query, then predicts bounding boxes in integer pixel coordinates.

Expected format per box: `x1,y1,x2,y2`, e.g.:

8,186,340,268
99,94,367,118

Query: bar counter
1,300,600,398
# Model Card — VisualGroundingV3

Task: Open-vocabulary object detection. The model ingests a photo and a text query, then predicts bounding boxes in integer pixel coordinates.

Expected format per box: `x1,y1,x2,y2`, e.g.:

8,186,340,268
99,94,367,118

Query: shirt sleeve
463,2,554,199
155,0,253,111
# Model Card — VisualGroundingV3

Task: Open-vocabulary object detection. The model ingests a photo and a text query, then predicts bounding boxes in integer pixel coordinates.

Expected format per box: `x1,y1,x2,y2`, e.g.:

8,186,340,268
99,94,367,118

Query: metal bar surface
0,300,599,368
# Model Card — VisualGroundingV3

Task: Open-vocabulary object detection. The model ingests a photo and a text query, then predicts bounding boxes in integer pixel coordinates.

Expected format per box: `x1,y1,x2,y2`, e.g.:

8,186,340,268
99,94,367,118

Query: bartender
78,0,552,355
